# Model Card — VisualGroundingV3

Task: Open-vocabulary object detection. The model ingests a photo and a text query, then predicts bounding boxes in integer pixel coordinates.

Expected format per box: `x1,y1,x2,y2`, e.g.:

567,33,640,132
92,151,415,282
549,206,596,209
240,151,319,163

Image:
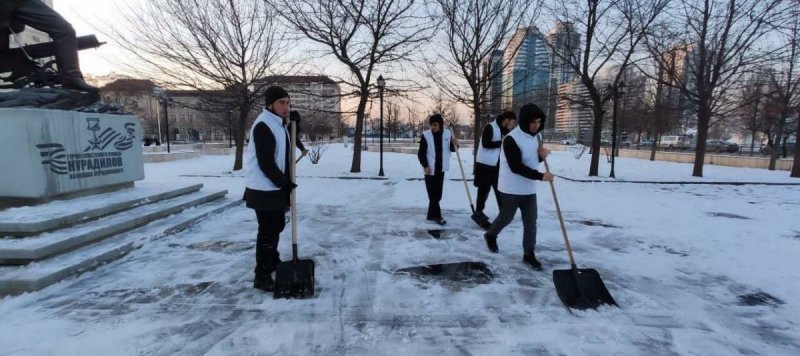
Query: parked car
562,138,576,145
636,139,654,149
659,135,692,150
705,140,739,153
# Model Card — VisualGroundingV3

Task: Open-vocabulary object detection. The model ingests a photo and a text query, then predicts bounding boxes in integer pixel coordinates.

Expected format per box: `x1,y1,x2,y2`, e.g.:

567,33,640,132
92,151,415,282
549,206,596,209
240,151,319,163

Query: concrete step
0,197,240,296
0,183,204,236
0,189,228,265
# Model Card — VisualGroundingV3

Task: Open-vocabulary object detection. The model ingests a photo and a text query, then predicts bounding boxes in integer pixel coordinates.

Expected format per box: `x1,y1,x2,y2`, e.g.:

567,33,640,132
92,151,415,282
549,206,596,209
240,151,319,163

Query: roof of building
255,75,337,85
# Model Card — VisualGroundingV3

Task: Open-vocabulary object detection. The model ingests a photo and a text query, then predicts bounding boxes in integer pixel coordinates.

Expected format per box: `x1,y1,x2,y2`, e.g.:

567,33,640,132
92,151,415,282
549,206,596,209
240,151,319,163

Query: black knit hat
518,103,546,135
264,86,289,107
429,113,444,126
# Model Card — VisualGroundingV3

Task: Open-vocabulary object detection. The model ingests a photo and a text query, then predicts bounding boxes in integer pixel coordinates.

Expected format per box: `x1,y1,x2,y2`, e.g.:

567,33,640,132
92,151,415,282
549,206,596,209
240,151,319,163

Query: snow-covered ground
1,144,799,355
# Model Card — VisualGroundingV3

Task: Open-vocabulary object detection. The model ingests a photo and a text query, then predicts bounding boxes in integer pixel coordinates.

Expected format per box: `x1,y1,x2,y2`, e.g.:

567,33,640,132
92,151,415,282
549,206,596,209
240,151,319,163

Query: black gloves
289,110,301,123
282,182,298,193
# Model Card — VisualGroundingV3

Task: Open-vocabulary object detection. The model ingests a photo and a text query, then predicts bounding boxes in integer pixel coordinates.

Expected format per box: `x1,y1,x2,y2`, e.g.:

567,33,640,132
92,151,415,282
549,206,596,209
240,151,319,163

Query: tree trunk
750,129,756,157
768,117,786,170
349,93,369,173
232,107,249,171
589,108,605,176
692,103,711,177
791,113,800,177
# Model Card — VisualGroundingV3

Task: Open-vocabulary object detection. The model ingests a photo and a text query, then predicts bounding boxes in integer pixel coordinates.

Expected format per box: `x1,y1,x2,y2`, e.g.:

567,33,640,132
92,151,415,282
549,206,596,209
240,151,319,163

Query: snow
1,143,799,355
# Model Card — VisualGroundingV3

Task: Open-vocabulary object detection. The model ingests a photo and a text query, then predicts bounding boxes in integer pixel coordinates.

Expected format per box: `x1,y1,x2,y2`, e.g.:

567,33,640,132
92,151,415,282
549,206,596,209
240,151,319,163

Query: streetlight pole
164,97,171,153
377,75,385,176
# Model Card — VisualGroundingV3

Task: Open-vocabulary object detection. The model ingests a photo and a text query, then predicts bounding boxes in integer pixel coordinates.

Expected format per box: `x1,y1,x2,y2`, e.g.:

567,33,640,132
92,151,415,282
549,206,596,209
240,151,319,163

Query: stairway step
0,189,227,264
0,183,204,236
0,197,241,296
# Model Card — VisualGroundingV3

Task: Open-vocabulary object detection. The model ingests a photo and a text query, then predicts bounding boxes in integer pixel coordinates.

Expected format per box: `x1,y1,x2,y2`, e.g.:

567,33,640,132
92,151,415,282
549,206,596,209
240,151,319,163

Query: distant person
473,111,516,225
0,0,98,92
243,86,296,292
483,104,553,270
418,113,458,225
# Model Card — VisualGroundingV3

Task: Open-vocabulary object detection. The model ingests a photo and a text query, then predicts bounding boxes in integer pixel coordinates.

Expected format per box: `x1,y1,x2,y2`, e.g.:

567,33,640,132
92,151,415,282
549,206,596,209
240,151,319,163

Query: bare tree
427,0,537,151
546,0,669,176
273,0,433,172
385,100,402,141
767,1,800,175
646,0,783,177
106,0,286,170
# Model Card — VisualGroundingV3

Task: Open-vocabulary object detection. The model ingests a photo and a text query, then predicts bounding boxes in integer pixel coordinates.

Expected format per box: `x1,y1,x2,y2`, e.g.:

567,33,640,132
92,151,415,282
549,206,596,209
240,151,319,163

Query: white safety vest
421,128,451,175
476,120,502,166
498,128,540,195
245,110,288,191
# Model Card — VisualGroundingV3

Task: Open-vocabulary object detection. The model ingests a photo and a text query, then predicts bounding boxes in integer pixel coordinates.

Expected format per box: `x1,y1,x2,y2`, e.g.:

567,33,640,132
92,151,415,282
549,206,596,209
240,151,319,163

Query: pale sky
54,0,128,75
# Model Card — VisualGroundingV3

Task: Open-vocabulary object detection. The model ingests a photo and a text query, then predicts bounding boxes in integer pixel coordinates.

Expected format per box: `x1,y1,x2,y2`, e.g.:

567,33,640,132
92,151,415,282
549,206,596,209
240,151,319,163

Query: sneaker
484,233,498,253
523,252,542,270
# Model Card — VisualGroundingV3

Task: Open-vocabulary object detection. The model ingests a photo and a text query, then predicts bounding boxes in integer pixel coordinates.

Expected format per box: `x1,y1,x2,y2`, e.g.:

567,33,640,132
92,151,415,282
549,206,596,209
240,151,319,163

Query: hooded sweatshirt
497,104,546,195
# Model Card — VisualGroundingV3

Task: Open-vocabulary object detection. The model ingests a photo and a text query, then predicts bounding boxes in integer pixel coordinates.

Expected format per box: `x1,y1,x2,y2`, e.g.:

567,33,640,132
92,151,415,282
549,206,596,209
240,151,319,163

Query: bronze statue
1,0,100,92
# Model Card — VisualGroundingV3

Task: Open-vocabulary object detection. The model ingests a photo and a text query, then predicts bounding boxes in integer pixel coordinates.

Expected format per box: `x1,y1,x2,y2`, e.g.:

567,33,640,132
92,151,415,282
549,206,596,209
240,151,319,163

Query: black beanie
429,113,444,126
264,86,289,107
518,103,546,135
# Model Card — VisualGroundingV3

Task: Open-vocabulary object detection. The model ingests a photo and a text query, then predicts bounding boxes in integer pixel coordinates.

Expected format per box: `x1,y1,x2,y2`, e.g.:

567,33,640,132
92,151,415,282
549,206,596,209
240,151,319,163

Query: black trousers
475,176,500,215
254,210,286,279
12,0,83,80
424,172,445,219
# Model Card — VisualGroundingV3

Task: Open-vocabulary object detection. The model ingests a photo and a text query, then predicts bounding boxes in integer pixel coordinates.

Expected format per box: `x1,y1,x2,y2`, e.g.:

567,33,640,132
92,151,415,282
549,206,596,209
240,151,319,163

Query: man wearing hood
418,114,458,225
473,111,517,227
244,86,297,292
483,104,554,270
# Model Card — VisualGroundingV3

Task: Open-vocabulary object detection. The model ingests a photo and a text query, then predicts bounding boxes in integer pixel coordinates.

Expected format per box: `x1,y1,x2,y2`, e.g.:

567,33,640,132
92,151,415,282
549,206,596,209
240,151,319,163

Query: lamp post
377,75,385,176
610,81,625,178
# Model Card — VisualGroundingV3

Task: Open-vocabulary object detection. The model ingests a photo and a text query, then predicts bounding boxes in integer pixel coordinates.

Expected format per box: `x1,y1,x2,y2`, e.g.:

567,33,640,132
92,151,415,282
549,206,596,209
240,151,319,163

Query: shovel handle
451,124,476,214
290,119,298,261
540,135,577,268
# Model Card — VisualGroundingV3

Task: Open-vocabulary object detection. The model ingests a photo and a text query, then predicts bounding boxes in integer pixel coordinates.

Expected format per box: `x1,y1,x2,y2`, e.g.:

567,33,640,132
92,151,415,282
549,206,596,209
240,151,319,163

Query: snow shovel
451,125,491,230
274,118,315,299
295,151,307,163
541,140,616,310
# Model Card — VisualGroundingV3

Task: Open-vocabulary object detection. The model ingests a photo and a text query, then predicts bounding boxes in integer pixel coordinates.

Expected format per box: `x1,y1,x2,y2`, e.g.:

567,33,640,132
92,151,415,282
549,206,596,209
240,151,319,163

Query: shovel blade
274,259,315,299
553,268,617,310
470,213,491,230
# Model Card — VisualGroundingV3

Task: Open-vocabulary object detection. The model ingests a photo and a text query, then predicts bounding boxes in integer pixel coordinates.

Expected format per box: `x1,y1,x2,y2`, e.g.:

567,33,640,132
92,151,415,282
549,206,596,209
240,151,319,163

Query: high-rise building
502,27,551,114
481,50,504,119
555,80,593,137
546,22,581,129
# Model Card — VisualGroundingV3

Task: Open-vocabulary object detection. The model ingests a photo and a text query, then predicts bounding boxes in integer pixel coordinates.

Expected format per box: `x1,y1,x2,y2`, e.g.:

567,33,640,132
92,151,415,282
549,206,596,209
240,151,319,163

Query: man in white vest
243,86,297,292
483,104,554,270
417,114,458,225
473,111,517,227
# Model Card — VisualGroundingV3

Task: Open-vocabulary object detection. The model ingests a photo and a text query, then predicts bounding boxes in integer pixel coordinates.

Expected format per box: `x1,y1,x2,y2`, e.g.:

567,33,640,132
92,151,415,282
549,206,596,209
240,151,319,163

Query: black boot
254,274,275,292
484,233,498,253
428,217,447,225
523,252,542,270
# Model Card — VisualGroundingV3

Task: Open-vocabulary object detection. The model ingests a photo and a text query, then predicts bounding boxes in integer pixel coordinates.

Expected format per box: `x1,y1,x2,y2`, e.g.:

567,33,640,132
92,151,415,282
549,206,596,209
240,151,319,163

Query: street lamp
377,75,385,176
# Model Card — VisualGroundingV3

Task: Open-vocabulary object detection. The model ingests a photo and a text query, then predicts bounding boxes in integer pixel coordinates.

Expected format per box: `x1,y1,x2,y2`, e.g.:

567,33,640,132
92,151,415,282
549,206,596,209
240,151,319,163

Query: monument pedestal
0,108,145,207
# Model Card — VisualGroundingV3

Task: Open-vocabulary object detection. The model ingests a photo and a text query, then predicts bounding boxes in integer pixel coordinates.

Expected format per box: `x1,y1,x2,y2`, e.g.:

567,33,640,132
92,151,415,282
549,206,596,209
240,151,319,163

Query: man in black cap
244,86,297,292
418,113,458,225
473,111,516,226
1,0,98,92
483,103,553,270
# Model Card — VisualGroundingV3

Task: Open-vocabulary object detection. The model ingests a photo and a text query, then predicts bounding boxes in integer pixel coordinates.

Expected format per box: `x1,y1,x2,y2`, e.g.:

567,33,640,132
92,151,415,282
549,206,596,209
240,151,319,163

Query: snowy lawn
1,143,799,355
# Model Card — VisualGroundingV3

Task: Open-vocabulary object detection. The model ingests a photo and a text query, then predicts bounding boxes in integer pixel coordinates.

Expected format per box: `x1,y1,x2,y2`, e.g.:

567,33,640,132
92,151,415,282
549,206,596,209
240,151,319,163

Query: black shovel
451,125,491,230
274,118,315,299
542,144,616,310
